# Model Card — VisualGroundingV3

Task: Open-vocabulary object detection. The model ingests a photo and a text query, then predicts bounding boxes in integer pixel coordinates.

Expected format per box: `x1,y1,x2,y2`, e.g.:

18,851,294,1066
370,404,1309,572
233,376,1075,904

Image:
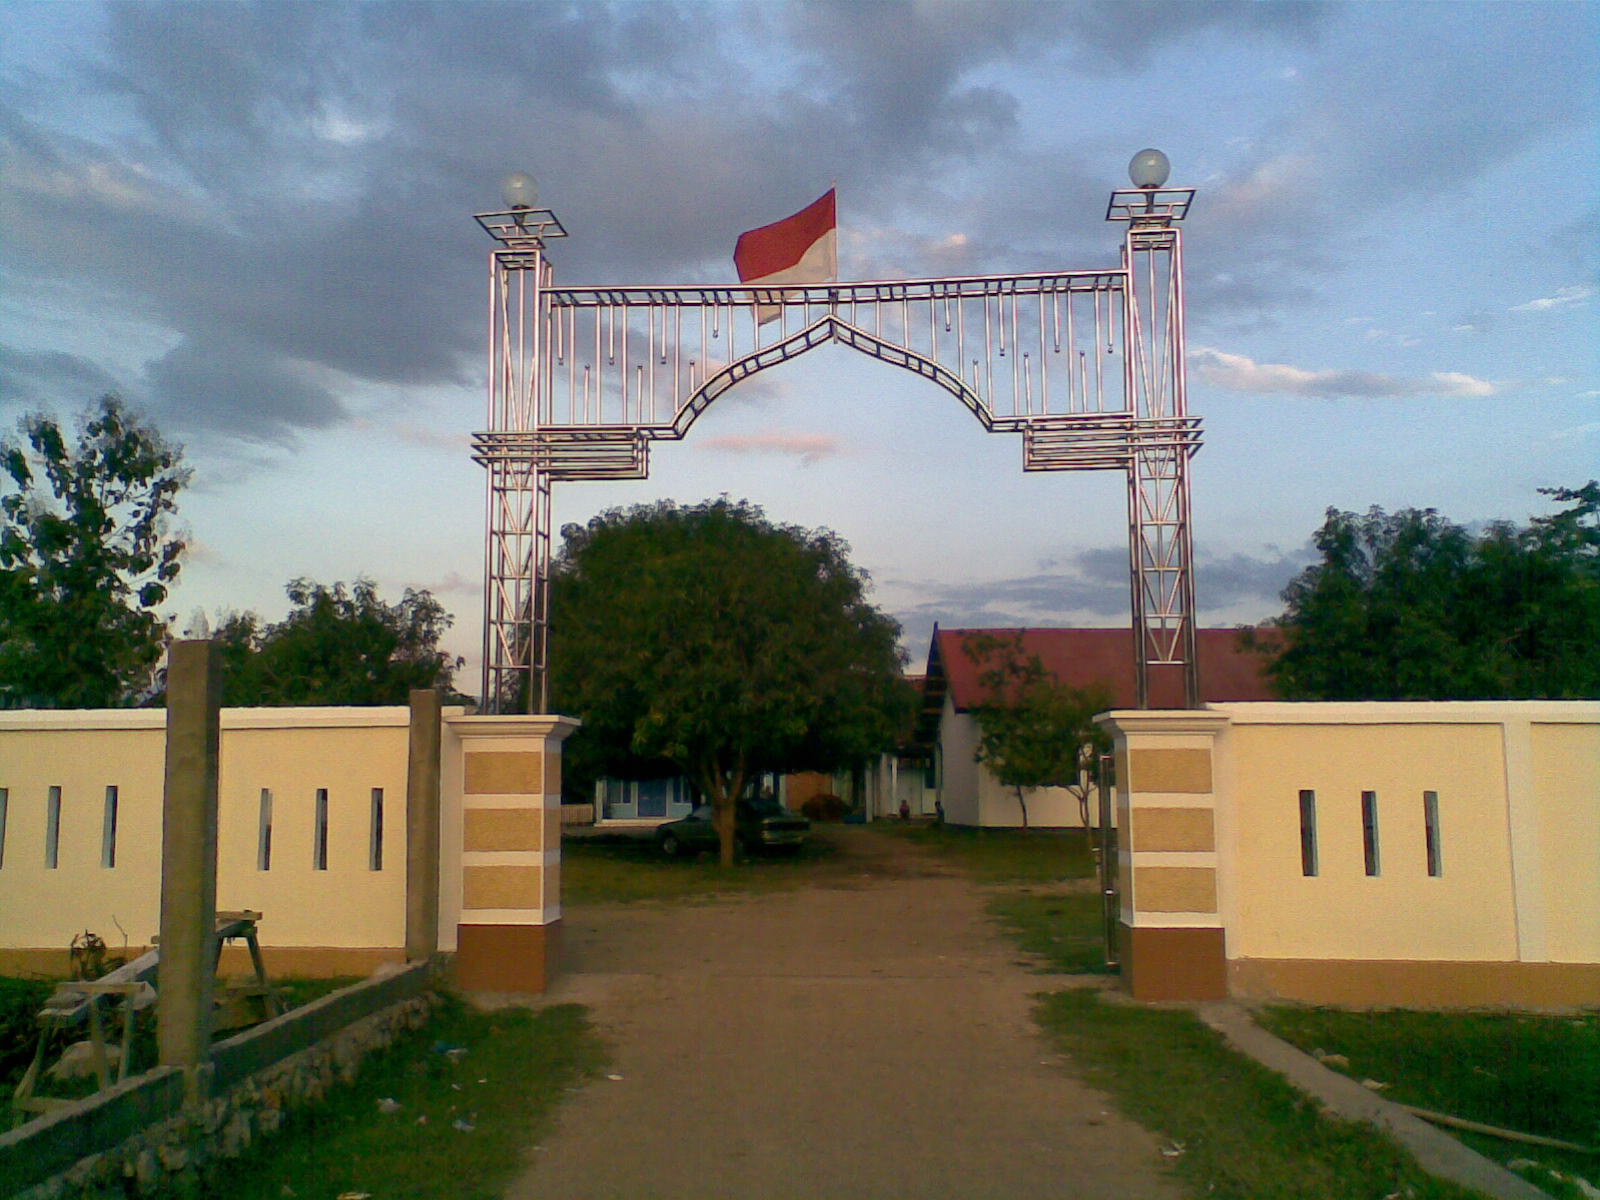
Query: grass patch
199,995,607,1200
269,974,366,1012
1035,990,1488,1200
1258,1006,1600,1197
986,891,1112,974
874,822,1099,884
561,831,840,904
1,976,55,1088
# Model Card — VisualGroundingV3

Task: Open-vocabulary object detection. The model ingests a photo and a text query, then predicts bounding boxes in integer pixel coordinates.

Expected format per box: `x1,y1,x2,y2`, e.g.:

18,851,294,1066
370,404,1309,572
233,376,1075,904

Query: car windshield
741,798,785,817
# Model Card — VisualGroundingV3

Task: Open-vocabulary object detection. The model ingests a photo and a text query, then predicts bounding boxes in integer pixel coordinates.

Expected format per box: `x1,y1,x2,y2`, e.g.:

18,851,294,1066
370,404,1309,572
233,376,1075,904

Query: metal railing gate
473,175,1200,713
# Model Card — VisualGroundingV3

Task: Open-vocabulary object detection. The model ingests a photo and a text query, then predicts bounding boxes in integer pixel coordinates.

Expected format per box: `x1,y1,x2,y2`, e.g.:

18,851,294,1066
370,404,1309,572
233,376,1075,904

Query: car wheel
660,832,681,857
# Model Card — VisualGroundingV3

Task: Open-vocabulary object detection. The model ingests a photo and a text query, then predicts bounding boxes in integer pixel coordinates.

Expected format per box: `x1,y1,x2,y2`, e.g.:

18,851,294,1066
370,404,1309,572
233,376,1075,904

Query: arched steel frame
472,185,1200,713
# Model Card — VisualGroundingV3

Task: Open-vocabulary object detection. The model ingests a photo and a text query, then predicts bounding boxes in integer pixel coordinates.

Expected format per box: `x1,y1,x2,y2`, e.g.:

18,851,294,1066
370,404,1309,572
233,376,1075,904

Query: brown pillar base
453,921,561,994
1121,923,1227,1001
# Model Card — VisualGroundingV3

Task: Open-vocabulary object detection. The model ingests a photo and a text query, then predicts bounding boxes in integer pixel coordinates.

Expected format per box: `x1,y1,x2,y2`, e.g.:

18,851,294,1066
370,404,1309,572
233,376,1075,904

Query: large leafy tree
963,632,1113,829
0,397,189,707
215,578,463,705
1253,483,1599,700
550,498,912,865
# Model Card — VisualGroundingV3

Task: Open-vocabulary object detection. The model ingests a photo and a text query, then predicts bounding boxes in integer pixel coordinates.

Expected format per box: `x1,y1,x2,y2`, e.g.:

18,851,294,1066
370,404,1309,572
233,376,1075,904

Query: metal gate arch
472,172,1200,713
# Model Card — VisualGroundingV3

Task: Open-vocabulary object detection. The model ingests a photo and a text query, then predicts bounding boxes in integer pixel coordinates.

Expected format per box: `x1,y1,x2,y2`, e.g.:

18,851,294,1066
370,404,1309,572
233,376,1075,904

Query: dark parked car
655,799,811,857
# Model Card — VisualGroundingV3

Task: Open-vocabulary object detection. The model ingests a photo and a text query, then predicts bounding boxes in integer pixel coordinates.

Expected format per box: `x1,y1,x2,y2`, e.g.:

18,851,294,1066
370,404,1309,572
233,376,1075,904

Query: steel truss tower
474,164,1200,713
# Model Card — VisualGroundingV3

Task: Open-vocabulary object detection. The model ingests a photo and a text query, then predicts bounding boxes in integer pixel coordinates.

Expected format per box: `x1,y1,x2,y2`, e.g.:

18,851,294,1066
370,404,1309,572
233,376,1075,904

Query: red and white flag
734,188,836,323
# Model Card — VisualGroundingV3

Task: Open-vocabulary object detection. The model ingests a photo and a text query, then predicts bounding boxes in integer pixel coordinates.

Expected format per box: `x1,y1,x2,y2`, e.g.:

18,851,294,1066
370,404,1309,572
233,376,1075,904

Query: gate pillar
1095,709,1230,1000
440,713,578,994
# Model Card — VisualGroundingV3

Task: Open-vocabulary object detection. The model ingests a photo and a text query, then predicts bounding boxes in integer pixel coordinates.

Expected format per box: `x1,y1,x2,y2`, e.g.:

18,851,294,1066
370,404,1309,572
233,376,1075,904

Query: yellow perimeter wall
1100,701,1599,1007
1214,701,1599,1005
0,707,571,984
0,709,414,966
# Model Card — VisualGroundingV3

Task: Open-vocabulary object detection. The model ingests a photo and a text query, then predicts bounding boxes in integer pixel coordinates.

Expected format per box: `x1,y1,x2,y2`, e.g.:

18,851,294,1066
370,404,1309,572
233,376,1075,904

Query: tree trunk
1015,784,1029,829
704,759,747,868
1072,785,1090,831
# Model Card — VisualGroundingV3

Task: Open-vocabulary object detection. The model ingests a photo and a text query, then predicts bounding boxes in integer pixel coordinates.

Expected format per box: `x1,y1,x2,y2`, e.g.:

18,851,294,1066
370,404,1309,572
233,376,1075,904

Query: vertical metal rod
1009,292,1020,414
956,293,966,393
1038,296,1049,414
1122,239,1149,709
983,296,994,406
1066,293,1077,412
1169,228,1199,707
1097,753,1120,969
1094,288,1106,414
591,309,601,421
480,255,496,706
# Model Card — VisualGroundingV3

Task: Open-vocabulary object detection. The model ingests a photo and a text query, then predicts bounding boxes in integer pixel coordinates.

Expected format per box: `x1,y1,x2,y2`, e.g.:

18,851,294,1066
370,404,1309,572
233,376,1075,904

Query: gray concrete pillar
406,689,442,961
157,639,222,1085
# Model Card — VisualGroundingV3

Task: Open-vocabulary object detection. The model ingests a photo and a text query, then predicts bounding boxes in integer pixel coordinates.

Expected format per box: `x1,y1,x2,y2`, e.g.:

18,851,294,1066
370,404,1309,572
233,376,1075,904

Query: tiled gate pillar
442,714,579,994
1095,709,1231,1001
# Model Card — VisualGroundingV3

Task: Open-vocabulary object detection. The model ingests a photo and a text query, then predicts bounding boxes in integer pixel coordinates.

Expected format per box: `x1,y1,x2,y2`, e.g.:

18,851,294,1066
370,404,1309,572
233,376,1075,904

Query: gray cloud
0,0,1577,448
887,538,1309,658
144,333,344,444
0,346,124,406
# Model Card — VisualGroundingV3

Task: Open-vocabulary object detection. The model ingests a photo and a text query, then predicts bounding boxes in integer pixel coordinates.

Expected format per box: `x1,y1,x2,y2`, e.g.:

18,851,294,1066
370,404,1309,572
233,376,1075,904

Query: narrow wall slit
1362,790,1381,877
369,788,384,871
1298,789,1317,877
258,789,273,871
313,788,329,871
101,785,118,869
1423,790,1442,877
45,786,61,869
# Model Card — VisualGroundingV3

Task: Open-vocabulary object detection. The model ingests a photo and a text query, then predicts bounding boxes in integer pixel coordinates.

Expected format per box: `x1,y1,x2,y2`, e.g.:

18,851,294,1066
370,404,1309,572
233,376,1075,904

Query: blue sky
2,1,1596,693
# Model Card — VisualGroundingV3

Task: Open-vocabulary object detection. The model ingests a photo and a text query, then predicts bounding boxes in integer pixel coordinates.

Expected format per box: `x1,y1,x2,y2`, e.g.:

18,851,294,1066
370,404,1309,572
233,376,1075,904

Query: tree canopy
212,577,463,706
962,631,1113,829
1251,483,1599,700
550,498,913,865
0,397,189,707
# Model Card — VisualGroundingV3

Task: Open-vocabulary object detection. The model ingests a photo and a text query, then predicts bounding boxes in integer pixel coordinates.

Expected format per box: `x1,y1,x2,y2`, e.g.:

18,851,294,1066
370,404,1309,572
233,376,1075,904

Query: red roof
929,627,1277,713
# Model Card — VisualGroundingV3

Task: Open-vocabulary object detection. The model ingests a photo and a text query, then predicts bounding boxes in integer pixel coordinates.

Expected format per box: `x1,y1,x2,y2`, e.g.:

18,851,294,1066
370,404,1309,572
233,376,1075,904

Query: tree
0,396,189,707
1250,483,1599,700
550,498,912,866
962,632,1113,829
215,578,463,705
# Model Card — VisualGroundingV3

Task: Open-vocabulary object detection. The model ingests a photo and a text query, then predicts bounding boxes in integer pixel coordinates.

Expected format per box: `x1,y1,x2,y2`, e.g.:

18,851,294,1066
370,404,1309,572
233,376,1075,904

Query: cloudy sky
3,1,1596,694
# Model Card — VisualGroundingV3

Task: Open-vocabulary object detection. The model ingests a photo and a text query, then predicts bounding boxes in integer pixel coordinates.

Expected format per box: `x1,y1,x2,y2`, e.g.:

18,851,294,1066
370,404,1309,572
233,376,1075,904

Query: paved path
506,828,1186,1200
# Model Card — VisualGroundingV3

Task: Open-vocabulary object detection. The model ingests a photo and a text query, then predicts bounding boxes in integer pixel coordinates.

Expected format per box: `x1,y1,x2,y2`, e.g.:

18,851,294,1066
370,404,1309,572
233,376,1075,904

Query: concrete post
405,689,442,961
449,714,578,994
1093,709,1230,1002
157,639,222,1088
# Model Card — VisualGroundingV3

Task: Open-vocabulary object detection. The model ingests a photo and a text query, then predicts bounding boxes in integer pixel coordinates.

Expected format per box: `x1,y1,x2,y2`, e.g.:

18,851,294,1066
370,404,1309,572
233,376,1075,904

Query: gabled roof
925,626,1277,718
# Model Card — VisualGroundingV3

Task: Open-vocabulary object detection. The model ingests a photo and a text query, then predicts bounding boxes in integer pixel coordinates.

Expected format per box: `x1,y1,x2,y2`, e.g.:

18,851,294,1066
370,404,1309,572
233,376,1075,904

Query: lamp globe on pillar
501,170,539,211
1128,148,1170,190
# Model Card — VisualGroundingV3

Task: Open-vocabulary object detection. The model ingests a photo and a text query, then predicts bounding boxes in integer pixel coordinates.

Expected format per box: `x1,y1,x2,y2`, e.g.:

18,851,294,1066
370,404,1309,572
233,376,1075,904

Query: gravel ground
505,827,1187,1200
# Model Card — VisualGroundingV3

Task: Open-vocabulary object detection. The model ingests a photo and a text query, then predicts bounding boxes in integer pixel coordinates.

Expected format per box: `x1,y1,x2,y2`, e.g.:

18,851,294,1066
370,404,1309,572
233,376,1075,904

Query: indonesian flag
734,188,837,323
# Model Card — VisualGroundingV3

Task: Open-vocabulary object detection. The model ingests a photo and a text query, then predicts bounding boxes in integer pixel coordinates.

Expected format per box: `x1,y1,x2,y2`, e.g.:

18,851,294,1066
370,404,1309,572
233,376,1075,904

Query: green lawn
561,829,841,904
197,996,606,1200
1037,990,1489,1200
0,975,55,1089
872,821,1100,883
1258,1005,1600,1199
5,976,604,1198
986,890,1114,975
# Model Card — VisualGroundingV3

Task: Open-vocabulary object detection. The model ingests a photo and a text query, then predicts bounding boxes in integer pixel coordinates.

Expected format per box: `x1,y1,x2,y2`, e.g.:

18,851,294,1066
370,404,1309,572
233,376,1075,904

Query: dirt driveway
506,827,1186,1200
